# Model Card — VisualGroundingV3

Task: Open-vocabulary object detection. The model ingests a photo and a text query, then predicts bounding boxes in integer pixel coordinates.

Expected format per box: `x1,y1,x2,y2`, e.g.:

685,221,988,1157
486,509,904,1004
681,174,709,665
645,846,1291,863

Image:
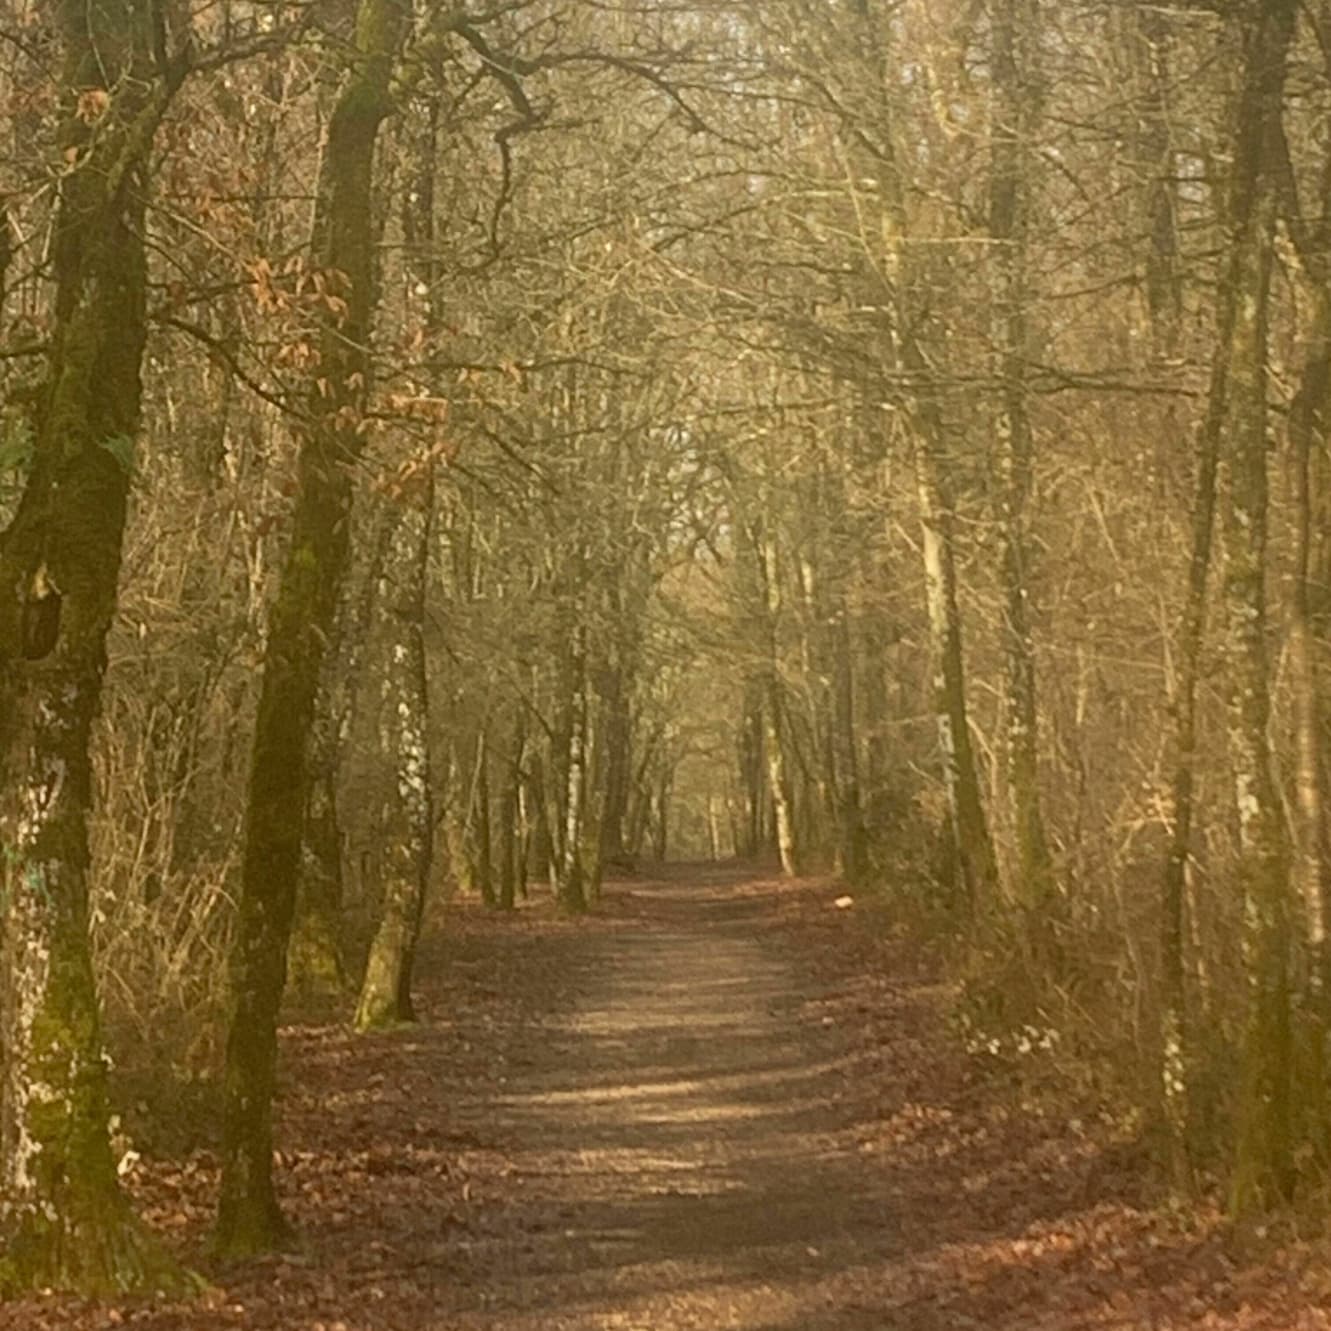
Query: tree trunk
756,527,799,876
766,696,798,877
990,0,1054,933
1288,291,1331,1152
914,436,998,906
555,622,590,912
0,0,187,1293
216,0,406,1257
473,736,495,907
599,657,632,866
291,520,388,996
1221,0,1297,1216
355,473,435,1031
498,720,527,911
832,601,869,884
738,680,766,859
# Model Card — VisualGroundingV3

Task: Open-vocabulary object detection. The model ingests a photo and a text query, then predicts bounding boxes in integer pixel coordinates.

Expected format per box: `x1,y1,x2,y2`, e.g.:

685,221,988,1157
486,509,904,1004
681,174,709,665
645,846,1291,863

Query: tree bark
914,437,998,906
990,0,1054,931
216,0,407,1256
1220,0,1298,1216
554,620,590,912
1287,290,1331,1152
355,472,435,1031
0,0,188,1294
291,519,389,996
498,719,527,911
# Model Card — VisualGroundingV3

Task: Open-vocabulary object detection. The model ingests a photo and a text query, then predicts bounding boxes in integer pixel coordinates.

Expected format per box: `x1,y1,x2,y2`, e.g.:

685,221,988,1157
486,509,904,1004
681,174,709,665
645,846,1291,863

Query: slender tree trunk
0,0,187,1293
833,602,869,883
499,720,526,911
738,681,766,858
755,527,799,876
991,0,1054,933
1130,0,1196,1192
1288,292,1331,1151
216,0,406,1256
914,436,998,906
599,654,632,865
653,764,672,863
355,472,435,1031
291,518,389,995
766,697,798,877
473,737,495,907
1221,0,1297,1215
838,0,997,910
555,622,590,912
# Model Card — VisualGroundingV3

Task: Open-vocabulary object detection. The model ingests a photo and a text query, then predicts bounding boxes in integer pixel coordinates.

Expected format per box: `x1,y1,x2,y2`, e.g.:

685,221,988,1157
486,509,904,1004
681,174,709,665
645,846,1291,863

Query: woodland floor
8,866,1331,1329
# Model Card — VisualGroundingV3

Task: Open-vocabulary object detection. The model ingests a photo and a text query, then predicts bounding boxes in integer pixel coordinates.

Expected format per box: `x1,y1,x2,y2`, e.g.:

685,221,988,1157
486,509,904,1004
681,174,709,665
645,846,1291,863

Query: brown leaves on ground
3,868,1330,1329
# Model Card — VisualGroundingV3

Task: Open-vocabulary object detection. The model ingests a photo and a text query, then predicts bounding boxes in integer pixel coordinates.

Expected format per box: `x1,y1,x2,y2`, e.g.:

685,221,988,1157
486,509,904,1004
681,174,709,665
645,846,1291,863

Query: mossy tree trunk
216,0,407,1257
0,0,189,1295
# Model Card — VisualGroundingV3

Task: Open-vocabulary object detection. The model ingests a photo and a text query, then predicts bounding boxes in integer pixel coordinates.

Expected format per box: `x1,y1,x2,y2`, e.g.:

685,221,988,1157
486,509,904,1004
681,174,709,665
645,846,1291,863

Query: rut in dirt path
444,869,894,1330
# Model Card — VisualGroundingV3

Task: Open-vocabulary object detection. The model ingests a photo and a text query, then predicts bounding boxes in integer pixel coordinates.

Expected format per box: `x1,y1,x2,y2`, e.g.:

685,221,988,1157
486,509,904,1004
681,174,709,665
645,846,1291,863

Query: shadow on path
430,868,1186,1331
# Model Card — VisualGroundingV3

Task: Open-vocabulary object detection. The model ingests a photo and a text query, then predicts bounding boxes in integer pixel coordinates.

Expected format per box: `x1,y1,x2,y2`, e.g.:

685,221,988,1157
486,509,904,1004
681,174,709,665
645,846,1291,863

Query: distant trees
695,0,1331,1215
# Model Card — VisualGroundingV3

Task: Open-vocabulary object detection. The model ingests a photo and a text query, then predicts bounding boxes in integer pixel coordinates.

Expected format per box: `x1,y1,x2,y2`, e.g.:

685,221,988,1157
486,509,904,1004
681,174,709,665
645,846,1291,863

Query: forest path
439,867,884,1330
8,866,1319,1331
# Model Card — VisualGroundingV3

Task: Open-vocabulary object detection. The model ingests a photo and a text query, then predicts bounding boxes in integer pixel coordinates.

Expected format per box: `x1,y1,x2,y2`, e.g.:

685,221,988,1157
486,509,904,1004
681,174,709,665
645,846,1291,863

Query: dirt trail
442,870,882,1329
6,865,1328,1330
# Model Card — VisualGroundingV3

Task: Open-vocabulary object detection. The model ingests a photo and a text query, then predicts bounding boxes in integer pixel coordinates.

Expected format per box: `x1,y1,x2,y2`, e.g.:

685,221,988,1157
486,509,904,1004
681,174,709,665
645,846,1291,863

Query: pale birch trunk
555,621,590,912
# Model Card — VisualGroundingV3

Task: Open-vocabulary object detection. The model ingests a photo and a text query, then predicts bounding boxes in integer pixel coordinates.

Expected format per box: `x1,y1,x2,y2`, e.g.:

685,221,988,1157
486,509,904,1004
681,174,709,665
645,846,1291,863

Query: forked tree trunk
216,0,406,1257
0,0,187,1294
